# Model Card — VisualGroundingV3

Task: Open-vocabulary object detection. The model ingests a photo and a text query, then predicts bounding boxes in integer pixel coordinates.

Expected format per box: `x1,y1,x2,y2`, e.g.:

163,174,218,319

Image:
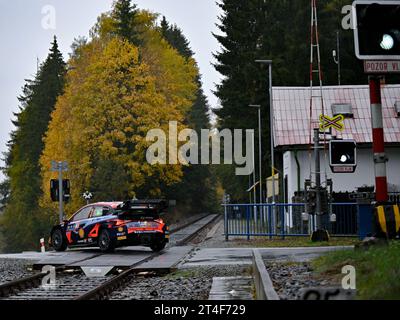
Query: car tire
150,241,166,252
98,229,115,253
52,229,67,252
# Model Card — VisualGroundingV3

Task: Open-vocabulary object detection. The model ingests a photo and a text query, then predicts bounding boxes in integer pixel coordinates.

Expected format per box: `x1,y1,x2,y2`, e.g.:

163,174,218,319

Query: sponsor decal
78,228,85,239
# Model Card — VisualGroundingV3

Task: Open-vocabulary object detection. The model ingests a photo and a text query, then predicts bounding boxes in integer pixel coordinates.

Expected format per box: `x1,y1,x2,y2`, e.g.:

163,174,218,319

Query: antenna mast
306,0,330,240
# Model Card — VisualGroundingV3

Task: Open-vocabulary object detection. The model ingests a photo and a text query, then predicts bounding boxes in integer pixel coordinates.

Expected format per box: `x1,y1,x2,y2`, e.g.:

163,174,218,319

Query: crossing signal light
305,189,317,214
63,179,71,203
50,180,58,202
50,179,71,203
329,140,357,173
353,1,400,60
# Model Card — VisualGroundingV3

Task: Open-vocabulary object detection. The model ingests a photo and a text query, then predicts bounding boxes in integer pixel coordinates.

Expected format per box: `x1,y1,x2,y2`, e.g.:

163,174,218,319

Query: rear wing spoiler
117,199,169,213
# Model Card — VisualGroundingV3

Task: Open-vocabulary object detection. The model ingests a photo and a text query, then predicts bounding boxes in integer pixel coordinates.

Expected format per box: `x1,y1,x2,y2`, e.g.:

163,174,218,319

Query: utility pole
333,30,341,86
255,59,275,232
269,63,276,206
249,104,263,205
51,161,68,224
314,129,322,230
255,60,275,205
251,131,257,221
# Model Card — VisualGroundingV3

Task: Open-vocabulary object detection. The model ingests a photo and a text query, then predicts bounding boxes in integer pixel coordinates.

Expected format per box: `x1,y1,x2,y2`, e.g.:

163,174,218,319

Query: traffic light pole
52,161,68,224
369,76,389,203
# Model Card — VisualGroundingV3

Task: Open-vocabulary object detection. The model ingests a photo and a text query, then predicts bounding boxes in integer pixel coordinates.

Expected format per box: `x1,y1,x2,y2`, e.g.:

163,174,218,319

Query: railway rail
0,213,220,300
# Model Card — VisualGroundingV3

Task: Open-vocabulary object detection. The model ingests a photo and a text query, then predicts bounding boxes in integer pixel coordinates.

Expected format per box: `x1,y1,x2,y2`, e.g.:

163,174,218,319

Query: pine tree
112,0,140,45
0,180,9,210
0,37,66,252
160,17,219,213
160,17,194,59
213,0,269,201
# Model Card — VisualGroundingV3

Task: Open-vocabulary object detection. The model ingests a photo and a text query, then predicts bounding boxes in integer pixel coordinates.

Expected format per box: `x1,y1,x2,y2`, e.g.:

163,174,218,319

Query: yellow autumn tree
39,10,198,217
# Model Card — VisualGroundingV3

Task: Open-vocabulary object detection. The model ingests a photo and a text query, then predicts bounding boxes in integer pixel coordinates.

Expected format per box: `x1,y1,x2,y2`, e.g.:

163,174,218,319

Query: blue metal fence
223,203,363,240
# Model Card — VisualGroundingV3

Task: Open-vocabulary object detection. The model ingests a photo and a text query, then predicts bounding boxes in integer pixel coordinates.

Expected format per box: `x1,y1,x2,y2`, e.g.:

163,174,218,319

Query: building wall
283,146,400,202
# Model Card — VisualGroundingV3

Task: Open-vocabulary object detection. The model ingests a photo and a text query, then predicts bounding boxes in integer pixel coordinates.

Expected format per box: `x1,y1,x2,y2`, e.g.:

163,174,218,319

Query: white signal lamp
380,34,395,50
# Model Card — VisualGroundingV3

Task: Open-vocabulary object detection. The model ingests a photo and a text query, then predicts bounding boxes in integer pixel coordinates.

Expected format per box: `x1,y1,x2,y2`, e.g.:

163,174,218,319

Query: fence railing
223,203,361,240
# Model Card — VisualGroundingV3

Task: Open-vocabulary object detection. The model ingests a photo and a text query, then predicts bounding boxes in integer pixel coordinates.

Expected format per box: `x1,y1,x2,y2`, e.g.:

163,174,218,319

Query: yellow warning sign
319,114,345,132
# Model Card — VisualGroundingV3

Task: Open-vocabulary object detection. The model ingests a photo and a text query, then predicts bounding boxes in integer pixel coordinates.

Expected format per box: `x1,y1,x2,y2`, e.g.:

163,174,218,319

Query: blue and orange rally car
50,200,169,253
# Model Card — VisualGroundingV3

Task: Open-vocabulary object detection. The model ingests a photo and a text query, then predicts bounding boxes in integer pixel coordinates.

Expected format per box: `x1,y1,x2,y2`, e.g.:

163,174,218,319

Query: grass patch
230,236,359,248
312,241,400,300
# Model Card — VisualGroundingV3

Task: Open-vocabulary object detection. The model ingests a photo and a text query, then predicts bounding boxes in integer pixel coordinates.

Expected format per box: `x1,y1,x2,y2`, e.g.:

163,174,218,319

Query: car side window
71,206,93,222
92,206,105,218
102,207,112,216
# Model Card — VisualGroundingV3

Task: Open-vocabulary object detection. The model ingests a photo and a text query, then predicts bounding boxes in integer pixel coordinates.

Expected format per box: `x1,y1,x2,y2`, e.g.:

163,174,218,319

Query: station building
272,84,400,204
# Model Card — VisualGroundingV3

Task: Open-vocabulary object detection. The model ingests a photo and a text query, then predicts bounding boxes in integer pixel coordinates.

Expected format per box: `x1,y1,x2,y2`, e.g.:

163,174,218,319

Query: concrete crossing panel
133,246,193,271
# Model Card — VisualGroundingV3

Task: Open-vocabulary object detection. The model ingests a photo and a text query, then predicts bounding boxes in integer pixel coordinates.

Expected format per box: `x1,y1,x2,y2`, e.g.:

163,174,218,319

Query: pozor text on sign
364,60,400,74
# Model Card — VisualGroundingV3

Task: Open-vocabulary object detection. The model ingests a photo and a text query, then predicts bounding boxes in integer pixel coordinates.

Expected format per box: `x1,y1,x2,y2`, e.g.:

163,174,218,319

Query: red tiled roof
273,85,400,147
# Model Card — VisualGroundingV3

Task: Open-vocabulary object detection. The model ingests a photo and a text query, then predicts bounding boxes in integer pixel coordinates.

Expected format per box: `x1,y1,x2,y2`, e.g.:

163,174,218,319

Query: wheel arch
50,224,66,236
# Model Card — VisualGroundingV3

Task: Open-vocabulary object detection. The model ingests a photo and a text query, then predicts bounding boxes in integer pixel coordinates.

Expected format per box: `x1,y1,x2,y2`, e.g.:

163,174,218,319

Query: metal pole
269,64,277,233
252,131,257,221
255,60,274,229
258,107,263,205
337,30,341,86
258,106,265,227
224,196,229,241
249,175,252,204
58,162,64,224
369,76,389,202
250,104,263,205
269,64,276,205
314,129,322,230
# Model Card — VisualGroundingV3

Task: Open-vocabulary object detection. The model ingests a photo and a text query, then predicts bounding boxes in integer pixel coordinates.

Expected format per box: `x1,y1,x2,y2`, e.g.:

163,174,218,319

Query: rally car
50,200,169,253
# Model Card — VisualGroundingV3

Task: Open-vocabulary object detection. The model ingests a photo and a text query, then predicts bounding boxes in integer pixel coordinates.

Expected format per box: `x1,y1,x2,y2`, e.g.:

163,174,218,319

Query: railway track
0,213,219,300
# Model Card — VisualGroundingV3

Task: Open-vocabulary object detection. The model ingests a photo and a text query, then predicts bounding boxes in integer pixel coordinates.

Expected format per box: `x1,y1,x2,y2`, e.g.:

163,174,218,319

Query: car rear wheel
98,229,115,253
52,229,67,252
150,241,166,252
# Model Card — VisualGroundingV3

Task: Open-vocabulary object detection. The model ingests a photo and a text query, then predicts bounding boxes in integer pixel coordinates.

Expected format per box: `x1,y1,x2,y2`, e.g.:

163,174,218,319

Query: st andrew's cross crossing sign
319,114,345,132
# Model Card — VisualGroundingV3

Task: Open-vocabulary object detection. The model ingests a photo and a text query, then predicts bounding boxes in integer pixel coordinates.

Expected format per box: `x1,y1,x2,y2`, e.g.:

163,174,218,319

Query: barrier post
369,76,389,203
246,205,250,241
224,205,229,241
40,238,46,253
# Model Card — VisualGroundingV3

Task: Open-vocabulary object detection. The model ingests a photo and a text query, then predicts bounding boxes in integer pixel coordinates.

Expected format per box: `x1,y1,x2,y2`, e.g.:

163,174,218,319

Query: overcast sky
0,0,223,181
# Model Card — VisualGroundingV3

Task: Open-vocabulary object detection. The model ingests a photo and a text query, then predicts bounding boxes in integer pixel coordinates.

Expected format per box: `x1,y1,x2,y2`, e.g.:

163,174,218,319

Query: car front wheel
52,229,67,252
98,229,115,253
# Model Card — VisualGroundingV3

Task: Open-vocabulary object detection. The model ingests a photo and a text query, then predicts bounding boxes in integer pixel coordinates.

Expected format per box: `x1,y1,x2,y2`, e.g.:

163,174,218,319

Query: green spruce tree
160,17,219,213
213,0,269,201
0,37,66,252
160,17,194,59
112,0,140,45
